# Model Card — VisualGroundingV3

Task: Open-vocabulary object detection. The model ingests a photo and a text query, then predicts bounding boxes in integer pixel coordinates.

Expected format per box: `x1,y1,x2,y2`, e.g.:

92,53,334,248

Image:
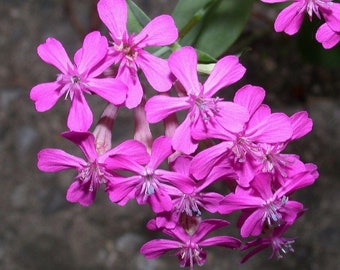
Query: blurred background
0,0,339,269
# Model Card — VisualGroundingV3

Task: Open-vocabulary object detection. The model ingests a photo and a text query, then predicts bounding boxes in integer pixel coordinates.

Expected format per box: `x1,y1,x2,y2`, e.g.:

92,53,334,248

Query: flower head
262,0,340,35
141,219,241,269
146,46,249,154
97,0,178,108
241,224,295,263
30,31,127,131
218,164,318,237
37,131,148,206
106,136,195,213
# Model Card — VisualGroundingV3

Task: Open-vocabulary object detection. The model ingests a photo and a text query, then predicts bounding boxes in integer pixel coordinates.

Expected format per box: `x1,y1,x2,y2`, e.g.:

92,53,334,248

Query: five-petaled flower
97,0,178,108
218,164,318,237
241,224,296,263
30,31,127,131
261,0,340,37
146,46,249,154
141,219,241,270
37,131,148,206
106,136,195,213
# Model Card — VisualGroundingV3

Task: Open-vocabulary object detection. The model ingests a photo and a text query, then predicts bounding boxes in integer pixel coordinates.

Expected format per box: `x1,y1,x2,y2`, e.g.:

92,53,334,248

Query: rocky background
0,1,339,270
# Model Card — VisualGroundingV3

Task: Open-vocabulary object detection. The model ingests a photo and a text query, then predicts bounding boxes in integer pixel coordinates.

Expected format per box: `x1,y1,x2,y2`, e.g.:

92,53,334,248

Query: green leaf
173,0,211,31
196,49,216,63
127,0,151,28
126,0,151,33
173,0,254,58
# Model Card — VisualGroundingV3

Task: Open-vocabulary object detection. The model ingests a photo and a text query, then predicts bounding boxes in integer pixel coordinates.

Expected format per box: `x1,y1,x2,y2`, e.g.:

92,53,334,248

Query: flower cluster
261,0,340,48
31,0,319,269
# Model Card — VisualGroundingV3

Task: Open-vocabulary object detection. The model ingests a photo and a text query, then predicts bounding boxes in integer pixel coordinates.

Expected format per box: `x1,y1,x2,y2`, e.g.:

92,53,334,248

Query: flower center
178,241,206,269
57,73,84,100
140,167,159,201
260,144,292,177
271,237,295,259
232,136,260,163
306,0,333,19
176,194,201,217
194,96,221,122
263,196,288,227
77,160,106,192
113,33,149,67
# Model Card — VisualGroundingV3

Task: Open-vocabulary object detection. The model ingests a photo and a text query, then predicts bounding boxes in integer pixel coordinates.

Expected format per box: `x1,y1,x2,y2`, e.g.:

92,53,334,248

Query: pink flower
37,131,148,206
191,85,293,187
140,219,241,269
262,0,339,35
170,155,225,215
152,155,226,229
146,46,249,154
241,224,295,263
218,164,318,237
257,110,313,179
97,0,178,108
30,31,127,131
106,136,195,213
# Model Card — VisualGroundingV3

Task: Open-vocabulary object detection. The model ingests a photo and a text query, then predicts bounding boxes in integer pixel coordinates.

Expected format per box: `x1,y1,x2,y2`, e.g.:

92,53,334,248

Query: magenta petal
199,192,224,213
149,136,173,169
37,148,85,172
172,116,198,154
191,142,229,180
234,158,257,188
281,201,304,224
240,209,265,237
168,46,201,95
138,52,173,92
97,0,127,40
61,131,97,161
67,91,93,131
158,170,195,193
276,165,318,197
86,77,127,105
215,101,249,133
316,23,340,49
204,55,245,97
134,15,178,47
233,85,265,116
250,173,273,200
108,176,140,203
140,239,180,259
107,155,145,173
289,111,312,140
148,190,173,213
170,155,191,175
274,2,305,35
145,95,189,123
200,236,241,249
76,31,108,76
118,66,143,108
37,37,73,74
246,113,293,143
193,219,229,242
322,3,340,32
247,104,271,127
30,82,63,112
66,180,96,206
105,139,149,164
218,194,263,214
